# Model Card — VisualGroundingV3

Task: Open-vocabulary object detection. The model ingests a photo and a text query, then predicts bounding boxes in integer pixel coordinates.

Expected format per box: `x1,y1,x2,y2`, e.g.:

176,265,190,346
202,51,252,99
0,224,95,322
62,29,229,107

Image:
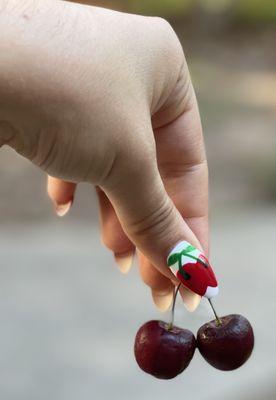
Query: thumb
101,139,218,299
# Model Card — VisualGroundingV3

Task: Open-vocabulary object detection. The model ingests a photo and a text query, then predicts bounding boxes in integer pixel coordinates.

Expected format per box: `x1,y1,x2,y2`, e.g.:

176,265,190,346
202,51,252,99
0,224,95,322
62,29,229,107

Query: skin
0,0,208,309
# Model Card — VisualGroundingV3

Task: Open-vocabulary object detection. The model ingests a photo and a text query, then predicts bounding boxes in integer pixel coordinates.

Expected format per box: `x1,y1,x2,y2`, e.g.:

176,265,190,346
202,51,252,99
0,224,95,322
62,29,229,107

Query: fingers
138,252,174,312
97,183,201,311
96,187,135,274
97,186,179,311
97,185,182,311
47,176,76,216
138,251,201,312
101,122,206,292
47,176,135,274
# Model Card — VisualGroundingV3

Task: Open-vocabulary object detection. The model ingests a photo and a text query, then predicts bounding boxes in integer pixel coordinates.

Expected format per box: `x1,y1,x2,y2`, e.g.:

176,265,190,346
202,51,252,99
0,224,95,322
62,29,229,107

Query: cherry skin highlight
134,320,196,379
197,314,254,371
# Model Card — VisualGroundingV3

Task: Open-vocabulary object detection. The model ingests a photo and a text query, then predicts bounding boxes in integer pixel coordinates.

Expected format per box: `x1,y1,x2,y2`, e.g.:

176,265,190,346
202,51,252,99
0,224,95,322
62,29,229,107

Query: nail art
167,241,218,298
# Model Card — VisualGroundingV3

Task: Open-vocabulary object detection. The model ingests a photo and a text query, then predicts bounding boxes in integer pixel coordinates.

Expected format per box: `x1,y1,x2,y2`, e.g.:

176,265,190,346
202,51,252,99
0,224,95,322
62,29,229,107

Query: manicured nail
55,199,72,217
151,289,174,312
179,285,202,312
114,251,134,274
167,241,218,298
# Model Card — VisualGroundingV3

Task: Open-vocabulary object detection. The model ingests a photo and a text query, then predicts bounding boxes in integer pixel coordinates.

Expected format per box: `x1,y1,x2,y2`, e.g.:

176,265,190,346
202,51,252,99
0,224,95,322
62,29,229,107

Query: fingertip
151,288,174,312
179,285,201,312
114,250,135,274
47,176,76,206
97,187,135,256
55,199,73,217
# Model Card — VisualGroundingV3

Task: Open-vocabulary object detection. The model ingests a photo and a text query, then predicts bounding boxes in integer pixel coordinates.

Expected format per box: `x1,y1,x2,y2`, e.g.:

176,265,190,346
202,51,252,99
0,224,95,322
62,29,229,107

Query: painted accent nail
55,200,72,217
151,289,174,312
167,240,218,298
179,285,202,312
114,251,134,274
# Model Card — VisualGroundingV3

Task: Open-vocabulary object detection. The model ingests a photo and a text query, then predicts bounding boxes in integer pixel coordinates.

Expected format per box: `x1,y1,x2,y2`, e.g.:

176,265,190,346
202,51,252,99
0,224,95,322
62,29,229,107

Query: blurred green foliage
123,0,276,22
127,0,193,17
236,0,276,22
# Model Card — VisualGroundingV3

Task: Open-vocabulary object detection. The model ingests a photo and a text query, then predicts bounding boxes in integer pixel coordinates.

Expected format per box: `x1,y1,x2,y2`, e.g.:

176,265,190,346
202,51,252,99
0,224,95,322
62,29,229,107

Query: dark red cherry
134,320,196,379
197,314,254,371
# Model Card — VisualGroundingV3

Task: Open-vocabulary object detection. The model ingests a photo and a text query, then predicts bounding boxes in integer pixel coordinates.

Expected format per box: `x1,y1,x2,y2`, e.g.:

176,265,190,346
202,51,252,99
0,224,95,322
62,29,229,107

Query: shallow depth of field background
0,1,276,399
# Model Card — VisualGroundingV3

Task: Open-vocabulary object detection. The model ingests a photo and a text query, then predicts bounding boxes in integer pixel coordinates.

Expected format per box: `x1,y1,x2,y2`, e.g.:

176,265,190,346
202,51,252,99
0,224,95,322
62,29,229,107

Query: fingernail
151,289,174,312
114,251,134,274
55,199,73,217
179,285,201,312
167,240,218,298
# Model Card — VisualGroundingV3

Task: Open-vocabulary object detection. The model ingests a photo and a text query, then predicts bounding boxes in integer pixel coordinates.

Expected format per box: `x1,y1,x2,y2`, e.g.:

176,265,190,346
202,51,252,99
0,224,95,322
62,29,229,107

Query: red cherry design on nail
177,256,218,297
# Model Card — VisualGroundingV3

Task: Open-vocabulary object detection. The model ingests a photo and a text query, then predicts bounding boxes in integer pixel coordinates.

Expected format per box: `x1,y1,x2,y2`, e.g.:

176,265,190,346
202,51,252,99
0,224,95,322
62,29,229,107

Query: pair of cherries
134,289,254,379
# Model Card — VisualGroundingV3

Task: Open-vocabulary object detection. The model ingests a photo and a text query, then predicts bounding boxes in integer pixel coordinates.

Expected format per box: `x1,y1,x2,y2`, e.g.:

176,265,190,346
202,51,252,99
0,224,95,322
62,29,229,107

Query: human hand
0,0,216,311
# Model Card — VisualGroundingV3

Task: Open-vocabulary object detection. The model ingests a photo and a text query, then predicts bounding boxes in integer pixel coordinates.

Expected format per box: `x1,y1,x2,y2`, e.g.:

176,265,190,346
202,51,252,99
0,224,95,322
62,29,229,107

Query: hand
0,0,211,311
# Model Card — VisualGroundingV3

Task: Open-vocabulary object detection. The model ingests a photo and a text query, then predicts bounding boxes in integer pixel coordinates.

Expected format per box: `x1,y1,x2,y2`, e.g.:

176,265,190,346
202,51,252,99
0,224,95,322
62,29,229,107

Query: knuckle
129,196,175,240
101,132,156,189
147,18,188,116
160,159,208,179
30,127,59,171
0,120,23,153
153,17,183,60
152,17,173,35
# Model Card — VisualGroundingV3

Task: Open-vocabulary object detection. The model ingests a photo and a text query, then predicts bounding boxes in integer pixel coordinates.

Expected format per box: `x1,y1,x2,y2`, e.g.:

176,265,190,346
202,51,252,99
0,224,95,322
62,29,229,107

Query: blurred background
0,1,276,399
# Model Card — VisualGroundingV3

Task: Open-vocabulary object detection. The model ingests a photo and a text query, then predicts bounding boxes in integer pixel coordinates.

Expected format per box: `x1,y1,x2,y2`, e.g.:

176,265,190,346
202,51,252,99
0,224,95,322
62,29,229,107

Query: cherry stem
208,298,222,326
167,283,181,330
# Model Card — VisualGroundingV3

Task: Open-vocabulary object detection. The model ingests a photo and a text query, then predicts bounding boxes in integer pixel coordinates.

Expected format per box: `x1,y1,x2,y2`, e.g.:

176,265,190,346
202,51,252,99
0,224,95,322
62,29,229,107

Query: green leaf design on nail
168,245,196,267
167,253,180,266
182,245,196,254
